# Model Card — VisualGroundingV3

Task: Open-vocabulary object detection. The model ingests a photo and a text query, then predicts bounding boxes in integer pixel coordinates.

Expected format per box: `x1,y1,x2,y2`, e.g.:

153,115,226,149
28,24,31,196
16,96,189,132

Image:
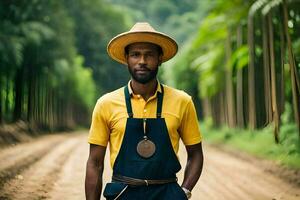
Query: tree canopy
0,0,131,130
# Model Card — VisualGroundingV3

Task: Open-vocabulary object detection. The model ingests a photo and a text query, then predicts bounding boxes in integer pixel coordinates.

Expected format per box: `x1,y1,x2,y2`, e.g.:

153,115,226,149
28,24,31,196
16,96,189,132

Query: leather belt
112,175,177,186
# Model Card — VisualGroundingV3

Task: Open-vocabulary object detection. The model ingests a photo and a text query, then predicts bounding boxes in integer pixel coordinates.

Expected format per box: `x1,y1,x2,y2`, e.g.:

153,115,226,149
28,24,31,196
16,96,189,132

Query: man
85,22,203,200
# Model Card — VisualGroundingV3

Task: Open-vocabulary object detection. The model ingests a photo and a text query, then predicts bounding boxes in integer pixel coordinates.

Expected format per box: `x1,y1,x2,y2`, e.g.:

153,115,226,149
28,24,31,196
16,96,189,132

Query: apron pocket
103,182,127,199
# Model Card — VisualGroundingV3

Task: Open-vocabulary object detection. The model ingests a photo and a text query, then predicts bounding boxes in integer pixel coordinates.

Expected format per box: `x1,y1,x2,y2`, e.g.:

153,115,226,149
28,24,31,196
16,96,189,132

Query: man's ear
125,54,129,63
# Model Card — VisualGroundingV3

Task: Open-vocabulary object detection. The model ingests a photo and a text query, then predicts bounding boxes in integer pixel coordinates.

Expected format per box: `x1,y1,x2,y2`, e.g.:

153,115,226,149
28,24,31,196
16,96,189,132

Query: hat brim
107,31,178,65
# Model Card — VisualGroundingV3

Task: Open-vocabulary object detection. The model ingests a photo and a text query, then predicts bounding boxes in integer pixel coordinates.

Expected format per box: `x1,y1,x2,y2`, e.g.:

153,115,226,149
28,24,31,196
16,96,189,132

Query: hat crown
130,22,156,32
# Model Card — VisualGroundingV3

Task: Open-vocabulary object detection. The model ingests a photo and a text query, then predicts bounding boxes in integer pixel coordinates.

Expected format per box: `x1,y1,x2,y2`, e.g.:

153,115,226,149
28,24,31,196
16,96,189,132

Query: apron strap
124,85,133,118
124,84,164,118
156,85,164,118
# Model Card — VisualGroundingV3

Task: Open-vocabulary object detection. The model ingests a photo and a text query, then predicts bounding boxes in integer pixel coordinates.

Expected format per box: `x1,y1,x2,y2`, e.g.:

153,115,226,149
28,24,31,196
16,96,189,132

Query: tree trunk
268,13,280,143
5,73,11,121
262,14,272,125
0,77,3,124
35,76,39,126
27,69,34,124
48,86,54,131
13,68,24,121
40,75,46,127
211,93,225,127
202,98,212,121
282,0,300,137
247,14,257,129
225,32,237,128
279,11,285,116
220,92,226,126
236,25,245,128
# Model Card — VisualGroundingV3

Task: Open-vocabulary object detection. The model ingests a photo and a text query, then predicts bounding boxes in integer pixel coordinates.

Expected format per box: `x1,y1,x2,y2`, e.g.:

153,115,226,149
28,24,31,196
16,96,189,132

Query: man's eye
147,53,155,57
130,53,139,57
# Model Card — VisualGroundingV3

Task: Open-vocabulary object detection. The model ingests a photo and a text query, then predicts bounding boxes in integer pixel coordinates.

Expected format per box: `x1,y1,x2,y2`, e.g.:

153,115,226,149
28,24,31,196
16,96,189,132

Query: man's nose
139,55,146,64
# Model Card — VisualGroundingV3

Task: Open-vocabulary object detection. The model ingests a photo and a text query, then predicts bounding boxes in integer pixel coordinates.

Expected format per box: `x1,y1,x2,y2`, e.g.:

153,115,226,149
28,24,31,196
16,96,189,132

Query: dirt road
0,131,299,200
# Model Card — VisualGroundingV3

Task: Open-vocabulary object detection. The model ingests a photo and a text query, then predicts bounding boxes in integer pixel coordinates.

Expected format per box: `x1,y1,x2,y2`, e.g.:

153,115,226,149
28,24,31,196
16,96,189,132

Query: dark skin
85,144,106,200
182,143,203,191
85,42,203,199
126,42,162,100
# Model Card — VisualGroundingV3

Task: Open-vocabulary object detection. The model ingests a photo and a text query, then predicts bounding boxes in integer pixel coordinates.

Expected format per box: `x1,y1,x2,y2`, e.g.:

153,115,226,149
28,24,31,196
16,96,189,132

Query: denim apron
103,85,187,200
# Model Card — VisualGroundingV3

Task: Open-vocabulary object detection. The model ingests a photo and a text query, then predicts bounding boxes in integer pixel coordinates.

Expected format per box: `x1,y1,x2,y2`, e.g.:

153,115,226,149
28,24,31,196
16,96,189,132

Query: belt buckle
144,179,149,186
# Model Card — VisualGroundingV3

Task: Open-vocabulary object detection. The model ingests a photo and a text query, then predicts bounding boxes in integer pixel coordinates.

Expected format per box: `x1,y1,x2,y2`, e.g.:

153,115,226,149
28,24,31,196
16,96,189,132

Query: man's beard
128,65,158,84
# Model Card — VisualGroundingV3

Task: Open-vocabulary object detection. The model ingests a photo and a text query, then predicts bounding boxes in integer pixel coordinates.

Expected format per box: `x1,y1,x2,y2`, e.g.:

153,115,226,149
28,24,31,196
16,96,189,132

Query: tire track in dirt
0,134,68,189
200,165,253,199
200,153,269,200
0,133,84,200
48,135,88,200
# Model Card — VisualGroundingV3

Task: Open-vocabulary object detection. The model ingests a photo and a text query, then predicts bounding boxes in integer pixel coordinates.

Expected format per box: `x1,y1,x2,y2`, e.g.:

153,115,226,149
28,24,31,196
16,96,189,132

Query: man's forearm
85,161,103,200
181,143,203,191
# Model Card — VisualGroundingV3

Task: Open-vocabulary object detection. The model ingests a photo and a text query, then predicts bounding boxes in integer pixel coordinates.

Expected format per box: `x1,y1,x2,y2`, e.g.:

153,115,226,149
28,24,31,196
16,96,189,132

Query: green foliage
163,12,200,44
69,56,96,109
202,120,300,169
20,21,55,46
0,34,23,68
50,56,96,113
0,0,129,128
170,13,229,98
293,38,300,67
229,45,249,70
148,0,178,24
162,42,199,99
108,0,211,45
192,13,228,50
164,1,251,99
64,0,131,93
192,46,226,98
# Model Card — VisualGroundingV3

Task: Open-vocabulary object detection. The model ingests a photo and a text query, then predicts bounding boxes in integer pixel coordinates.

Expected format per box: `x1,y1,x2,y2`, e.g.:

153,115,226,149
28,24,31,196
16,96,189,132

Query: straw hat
107,22,178,65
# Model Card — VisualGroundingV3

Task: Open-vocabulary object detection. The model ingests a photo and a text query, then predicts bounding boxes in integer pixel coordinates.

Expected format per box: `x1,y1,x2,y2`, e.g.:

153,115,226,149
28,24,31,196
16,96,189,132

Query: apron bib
103,85,187,200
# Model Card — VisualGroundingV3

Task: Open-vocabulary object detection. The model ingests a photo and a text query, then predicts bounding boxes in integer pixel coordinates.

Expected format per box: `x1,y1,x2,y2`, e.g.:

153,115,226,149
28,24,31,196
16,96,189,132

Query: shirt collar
127,80,162,96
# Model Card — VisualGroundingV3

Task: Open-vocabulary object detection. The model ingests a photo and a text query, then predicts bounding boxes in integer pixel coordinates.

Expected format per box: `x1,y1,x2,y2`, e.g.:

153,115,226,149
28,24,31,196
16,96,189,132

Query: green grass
201,121,300,169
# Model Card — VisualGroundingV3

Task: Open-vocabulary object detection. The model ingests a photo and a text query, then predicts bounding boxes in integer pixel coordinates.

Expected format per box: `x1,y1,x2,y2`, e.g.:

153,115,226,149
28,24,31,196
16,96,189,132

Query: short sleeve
87,99,110,146
179,99,202,145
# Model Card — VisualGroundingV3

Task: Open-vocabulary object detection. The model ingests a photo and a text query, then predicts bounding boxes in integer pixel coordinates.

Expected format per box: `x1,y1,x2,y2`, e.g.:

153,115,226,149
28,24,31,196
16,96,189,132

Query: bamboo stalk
236,25,245,128
247,13,257,129
279,11,285,116
282,0,300,137
225,31,237,128
262,14,272,125
268,13,280,143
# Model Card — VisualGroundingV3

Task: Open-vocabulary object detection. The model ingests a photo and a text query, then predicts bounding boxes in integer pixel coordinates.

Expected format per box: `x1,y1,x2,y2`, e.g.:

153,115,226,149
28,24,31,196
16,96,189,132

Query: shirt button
137,95,141,99
144,109,147,113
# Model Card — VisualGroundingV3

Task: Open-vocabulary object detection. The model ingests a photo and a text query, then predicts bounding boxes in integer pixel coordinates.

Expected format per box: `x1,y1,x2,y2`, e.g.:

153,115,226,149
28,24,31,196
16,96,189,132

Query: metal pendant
136,139,156,158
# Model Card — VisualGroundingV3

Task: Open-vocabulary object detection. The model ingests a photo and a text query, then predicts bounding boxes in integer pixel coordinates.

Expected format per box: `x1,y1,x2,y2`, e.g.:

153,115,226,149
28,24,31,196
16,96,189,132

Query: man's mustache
135,65,152,71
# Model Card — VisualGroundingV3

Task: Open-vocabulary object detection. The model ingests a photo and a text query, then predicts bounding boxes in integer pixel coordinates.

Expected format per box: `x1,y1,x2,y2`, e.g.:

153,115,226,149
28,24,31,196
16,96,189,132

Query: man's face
126,42,162,84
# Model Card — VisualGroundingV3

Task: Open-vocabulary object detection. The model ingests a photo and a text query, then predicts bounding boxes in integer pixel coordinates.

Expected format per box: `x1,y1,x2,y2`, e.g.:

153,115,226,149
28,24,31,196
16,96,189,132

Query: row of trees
0,0,130,130
1,0,299,142
167,0,300,142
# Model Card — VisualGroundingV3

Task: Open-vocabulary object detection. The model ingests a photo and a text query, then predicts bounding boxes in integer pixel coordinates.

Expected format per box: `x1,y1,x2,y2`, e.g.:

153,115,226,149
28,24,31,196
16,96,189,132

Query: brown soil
0,131,299,200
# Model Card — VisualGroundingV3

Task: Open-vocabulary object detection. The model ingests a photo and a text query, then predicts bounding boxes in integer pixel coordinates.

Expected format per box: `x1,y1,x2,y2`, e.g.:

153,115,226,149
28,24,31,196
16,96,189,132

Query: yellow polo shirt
88,81,202,167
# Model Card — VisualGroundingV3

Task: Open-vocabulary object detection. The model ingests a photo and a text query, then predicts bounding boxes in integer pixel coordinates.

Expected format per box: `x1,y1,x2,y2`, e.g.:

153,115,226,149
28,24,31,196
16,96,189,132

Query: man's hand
85,144,106,200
